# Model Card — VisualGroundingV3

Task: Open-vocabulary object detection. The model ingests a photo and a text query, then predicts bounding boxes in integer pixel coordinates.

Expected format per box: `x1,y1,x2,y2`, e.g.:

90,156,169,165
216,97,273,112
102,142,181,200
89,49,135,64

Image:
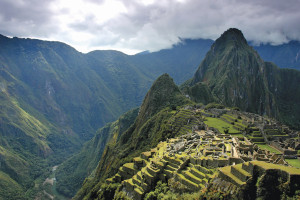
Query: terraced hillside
102,127,300,199
218,161,300,199
78,105,300,200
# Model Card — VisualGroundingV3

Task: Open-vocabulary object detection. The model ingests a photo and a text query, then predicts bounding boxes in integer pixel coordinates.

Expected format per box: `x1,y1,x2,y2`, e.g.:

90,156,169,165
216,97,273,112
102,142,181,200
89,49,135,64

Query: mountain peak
222,28,244,37
214,28,248,50
191,28,270,115
137,73,189,123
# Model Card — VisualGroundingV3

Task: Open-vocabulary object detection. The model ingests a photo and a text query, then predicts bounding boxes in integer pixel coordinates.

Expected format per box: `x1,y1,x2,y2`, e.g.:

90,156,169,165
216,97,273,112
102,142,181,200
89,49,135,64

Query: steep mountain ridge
190,28,300,129
74,74,191,199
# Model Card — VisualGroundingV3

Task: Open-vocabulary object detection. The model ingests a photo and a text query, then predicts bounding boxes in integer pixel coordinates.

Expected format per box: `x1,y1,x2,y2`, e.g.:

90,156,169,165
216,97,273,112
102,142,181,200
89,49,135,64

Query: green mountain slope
55,108,139,197
0,35,150,198
190,28,300,129
74,82,300,200
74,74,191,199
1,28,300,199
0,34,211,198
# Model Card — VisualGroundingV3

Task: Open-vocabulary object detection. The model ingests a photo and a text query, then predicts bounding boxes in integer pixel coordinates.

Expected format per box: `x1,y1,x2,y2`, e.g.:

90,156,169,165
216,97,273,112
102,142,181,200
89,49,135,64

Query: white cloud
0,0,299,54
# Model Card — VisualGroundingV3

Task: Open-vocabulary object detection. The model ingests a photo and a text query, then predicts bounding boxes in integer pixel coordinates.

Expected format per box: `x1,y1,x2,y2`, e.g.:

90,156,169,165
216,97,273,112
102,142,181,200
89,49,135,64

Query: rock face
190,28,300,129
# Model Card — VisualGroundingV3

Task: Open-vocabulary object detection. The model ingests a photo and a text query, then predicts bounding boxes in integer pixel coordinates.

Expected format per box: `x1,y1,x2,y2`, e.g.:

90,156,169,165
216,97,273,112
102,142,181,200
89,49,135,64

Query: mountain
60,29,300,198
0,34,212,199
55,108,139,197
74,74,192,199
131,39,214,84
56,73,195,197
253,40,300,70
74,74,300,199
1,29,300,199
73,28,300,200
0,36,151,198
189,28,300,129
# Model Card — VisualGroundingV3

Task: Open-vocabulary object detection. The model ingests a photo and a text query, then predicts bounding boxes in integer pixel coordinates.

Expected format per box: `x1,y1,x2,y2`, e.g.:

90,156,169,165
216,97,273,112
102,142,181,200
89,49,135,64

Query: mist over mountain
253,40,300,70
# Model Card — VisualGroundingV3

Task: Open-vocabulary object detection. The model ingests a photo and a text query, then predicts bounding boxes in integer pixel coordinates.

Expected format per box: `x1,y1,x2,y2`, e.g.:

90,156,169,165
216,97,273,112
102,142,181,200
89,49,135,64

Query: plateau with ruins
106,105,300,199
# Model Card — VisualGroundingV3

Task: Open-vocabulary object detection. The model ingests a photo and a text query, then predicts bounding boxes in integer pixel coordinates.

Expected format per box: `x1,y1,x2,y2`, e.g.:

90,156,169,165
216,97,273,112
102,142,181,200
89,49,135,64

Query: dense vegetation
55,108,139,197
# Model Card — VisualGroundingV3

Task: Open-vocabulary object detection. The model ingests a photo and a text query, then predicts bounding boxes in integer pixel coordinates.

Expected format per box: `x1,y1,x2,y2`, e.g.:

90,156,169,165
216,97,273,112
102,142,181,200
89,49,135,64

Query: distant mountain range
253,40,300,70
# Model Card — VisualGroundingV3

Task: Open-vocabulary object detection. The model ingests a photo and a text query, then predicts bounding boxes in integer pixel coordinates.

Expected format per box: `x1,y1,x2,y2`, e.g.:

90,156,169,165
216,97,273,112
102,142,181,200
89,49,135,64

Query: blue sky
1,0,299,54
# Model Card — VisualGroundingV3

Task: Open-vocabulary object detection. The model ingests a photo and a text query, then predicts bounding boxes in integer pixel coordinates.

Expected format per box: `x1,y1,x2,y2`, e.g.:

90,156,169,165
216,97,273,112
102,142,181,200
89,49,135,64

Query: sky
0,0,300,55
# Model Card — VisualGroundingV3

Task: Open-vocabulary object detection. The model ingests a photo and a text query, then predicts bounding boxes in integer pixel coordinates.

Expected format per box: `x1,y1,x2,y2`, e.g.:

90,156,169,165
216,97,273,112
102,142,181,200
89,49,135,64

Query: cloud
0,0,299,54
0,0,57,37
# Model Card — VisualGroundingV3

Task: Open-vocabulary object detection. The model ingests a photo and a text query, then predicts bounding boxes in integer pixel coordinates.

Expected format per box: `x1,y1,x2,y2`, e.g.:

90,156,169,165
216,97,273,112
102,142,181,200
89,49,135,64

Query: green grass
256,144,281,154
235,121,247,128
219,166,245,186
285,159,300,168
204,117,240,134
123,163,135,170
232,165,251,177
176,173,199,188
251,161,300,174
223,114,236,121
225,144,232,152
231,134,244,137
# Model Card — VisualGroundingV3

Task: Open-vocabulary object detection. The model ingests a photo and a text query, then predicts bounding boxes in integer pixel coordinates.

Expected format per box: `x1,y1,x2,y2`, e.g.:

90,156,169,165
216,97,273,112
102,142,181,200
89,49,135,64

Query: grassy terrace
233,164,251,177
219,166,245,186
223,114,236,120
123,163,135,170
235,121,247,128
232,134,245,137
286,159,300,168
256,144,281,154
204,117,240,134
251,161,300,174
